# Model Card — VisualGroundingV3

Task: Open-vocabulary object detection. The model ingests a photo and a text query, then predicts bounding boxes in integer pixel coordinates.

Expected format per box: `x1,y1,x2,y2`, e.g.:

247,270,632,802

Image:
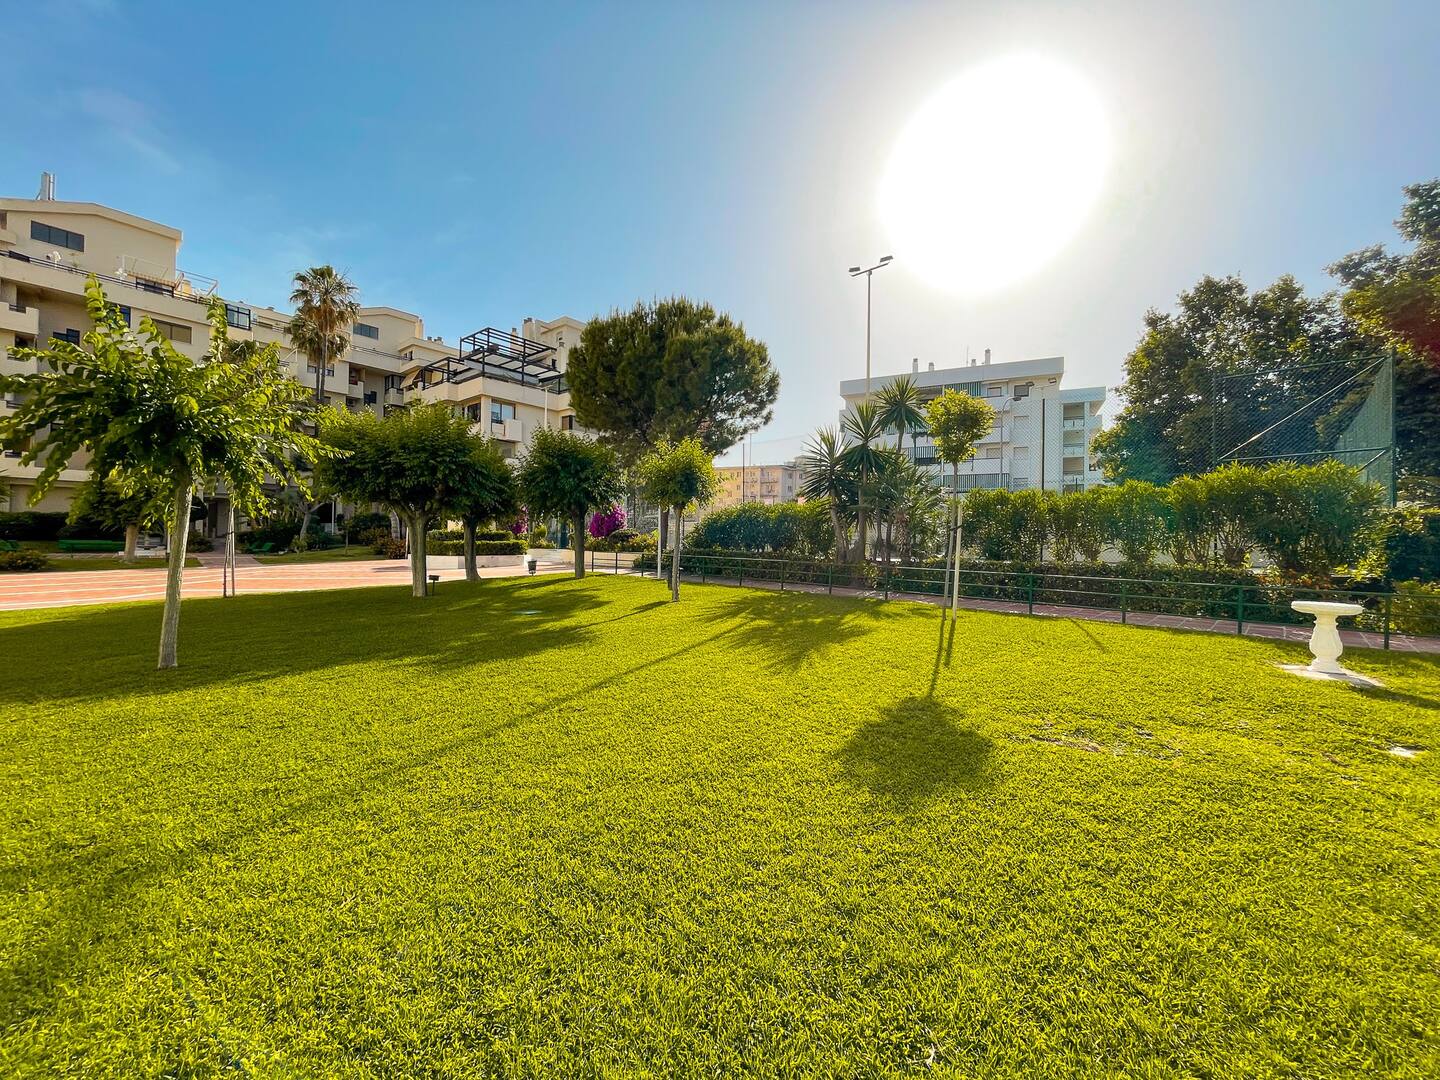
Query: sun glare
879,54,1111,295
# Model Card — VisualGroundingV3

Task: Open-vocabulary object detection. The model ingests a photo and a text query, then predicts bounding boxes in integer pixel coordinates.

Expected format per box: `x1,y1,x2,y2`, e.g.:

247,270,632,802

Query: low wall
425,553,528,570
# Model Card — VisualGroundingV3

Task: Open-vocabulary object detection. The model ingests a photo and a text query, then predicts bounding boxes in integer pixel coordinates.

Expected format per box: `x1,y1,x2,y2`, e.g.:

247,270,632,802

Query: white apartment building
838,351,1106,493
711,462,804,510
0,177,582,524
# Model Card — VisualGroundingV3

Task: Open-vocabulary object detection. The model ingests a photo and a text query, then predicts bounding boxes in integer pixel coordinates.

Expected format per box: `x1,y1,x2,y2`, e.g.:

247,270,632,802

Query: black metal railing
628,552,1439,651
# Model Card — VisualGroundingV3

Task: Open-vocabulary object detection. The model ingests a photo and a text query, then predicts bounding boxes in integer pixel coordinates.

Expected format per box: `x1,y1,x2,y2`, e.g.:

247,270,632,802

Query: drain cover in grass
517,609,542,615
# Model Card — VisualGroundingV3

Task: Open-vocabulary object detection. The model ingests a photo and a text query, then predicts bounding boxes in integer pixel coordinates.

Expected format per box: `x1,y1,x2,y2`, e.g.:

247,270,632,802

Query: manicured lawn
0,576,1436,1077
255,547,392,565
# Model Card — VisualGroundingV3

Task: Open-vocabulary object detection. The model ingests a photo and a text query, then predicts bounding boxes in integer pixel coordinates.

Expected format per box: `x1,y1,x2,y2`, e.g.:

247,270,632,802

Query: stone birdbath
1285,600,1380,686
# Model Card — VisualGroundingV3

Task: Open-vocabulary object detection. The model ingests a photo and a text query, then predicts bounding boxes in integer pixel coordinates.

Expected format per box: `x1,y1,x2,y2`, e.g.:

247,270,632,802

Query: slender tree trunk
670,503,682,601
951,464,963,615
572,513,586,579
157,478,192,669
941,489,955,619
856,469,867,563
300,503,314,542
410,511,428,597
463,519,478,582
123,522,139,561
656,506,668,581
829,503,845,563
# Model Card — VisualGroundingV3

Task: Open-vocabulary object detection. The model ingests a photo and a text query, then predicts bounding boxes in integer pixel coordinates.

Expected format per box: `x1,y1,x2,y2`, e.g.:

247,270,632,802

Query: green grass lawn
254,547,391,565
1,577,1436,1077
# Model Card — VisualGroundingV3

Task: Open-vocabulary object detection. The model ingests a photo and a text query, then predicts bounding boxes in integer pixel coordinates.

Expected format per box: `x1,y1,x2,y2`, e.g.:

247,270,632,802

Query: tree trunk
657,506,668,581
463,519,478,582
941,489,955,620
572,513,586,579
410,511,428,597
829,503,845,563
951,463,963,614
855,469,867,563
670,503,683,601
300,503,315,541
123,522,139,561
157,478,192,669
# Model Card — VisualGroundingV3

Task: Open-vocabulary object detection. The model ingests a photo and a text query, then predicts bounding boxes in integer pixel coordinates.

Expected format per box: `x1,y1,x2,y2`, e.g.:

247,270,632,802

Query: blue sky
4,1,1437,464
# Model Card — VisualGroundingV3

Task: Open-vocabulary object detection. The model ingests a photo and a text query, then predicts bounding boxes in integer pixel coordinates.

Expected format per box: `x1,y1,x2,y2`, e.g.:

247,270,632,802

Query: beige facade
0,184,581,518
711,463,804,510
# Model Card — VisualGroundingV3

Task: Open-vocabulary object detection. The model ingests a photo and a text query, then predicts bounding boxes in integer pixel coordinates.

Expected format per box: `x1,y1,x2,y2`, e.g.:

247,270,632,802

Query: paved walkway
0,559,544,611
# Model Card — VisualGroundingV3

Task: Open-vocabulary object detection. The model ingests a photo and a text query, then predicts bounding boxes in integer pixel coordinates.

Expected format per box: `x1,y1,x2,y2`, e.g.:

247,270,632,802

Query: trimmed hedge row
0,511,68,541
426,539,527,556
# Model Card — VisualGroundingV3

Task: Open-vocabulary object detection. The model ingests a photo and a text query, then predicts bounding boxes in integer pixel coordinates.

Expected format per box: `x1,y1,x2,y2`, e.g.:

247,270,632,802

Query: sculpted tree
636,438,718,601
518,427,623,580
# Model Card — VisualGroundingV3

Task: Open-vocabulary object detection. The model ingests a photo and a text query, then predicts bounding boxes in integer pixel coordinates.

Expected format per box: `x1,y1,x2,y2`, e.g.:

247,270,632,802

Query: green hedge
0,511,68,541
0,549,50,572
426,539,527,556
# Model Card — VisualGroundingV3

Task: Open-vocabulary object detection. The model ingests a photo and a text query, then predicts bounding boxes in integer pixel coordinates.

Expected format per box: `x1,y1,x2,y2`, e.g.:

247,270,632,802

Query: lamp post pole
848,255,893,399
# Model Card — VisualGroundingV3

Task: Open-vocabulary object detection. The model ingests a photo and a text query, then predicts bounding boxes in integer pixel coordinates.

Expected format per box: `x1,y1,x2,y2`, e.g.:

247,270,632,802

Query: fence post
780,560,786,591
883,564,890,600
1236,585,1246,636
1120,582,1128,625
828,564,834,595
1026,573,1035,615
1383,593,1392,651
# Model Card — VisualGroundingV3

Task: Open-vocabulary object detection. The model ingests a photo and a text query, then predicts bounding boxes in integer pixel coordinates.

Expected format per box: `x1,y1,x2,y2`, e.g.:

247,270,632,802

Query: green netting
1213,353,1395,501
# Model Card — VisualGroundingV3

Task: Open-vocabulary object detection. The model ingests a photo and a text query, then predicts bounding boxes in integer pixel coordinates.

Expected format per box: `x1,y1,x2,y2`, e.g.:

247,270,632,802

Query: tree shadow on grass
691,587,906,672
0,576,631,707
836,694,993,809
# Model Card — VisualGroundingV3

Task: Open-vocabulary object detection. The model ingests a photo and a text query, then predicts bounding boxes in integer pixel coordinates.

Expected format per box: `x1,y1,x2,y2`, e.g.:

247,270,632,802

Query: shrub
589,505,626,539
188,532,214,552
427,528,466,542
0,549,50,572
1361,503,1440,582
1099,481,1168,565
57,518,124,541
239,519,302,551
426,539,526,556
1251,460,1381,578
0,511,68,541
476,530,511,542
348,511,391,537
687,502,834,556
373,537,407,559
1386,580,1440,637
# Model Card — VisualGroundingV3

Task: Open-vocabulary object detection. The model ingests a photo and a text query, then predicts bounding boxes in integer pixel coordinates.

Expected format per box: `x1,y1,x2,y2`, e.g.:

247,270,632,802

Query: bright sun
879,54,1111,295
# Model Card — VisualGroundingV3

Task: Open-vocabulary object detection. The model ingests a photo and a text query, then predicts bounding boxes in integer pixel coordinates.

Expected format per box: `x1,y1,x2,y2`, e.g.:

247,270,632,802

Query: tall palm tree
798,426,855,561
841,400,888,562
288,266,360,405
875,375,926,462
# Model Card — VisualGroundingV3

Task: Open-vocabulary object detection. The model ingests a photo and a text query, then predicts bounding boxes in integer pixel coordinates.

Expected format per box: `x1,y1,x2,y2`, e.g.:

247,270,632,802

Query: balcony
490,418,523,442
383,387,404,406
0,303,40,337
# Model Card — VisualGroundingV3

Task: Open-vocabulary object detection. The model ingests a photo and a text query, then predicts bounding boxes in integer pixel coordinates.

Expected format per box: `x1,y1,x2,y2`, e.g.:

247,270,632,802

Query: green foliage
1048,488,1109,563
874,375,926,456
372,537,407,559
635,437,719,515
1099,481,1169,565
426,539,527,556
67,470,164,541
687,501,835,557
287,265,360,402
348,511,392,537
923,390,995,467
961,489,1050,562
567,297,779,461
1250,460,1383,578
1386,579,1440,636
0,511,69,541
1360,503,1440,582
0,549,49,572
449,438,517,529
798,427,856,559
519,428,624,525
318,403,478,521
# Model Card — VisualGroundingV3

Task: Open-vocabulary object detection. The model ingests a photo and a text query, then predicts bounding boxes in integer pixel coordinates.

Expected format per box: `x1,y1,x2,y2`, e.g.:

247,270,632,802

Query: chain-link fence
1212,353,1395,502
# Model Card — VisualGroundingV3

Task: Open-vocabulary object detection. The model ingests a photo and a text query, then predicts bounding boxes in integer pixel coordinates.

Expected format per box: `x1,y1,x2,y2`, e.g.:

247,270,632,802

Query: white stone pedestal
1282,600,1381,687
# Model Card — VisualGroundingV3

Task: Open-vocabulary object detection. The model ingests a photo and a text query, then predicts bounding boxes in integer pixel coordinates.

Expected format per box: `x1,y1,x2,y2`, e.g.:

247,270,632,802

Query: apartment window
353,323,380,340
306,363,336,376
30,220,85,252
945,381,982,397
1062,457,1085,476
561,414,575,431
104,304,132,327
1063,403,1086,421
1063,429,1084,448
384,374,403,391
984,384,1004,398
225,304,253,331
1013,382,1031,400
977,445,1002,460
490,401,517,425
151,319,193,344
51,328,81,345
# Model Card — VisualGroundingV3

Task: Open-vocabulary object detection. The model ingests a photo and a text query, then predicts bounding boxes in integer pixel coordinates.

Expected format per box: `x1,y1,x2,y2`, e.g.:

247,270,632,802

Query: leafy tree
289,265,360,405
0,277,318,667
519,427,623,580
798,427,856,561
875,375,926,461
925,389,994,609
1099,481,1169,565
449,438,519,582
566,297,780,462
1251,460,1382,578
1330,178,1440,487
1093,275,1372,484
636,438,718,601
69,469,166,558
317,403,478,597
840,401,889,562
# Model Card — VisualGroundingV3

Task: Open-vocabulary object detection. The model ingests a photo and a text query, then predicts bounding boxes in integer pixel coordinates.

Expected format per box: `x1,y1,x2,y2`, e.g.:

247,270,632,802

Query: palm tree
798,427,855,561
875,375,926,462
841,400,888,562
288,266,360,405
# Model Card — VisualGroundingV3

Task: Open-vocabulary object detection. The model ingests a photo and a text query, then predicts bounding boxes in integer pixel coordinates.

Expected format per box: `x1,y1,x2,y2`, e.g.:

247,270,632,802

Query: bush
57,518,124,541
427,529,465,542
348,511,391,537
1386,580,1440,637
0,549,50,572
426,539,526,556
0,511,68,541
589,505,626,539
1361,503,1440,582
372,537,407,559
687,502,834,556
1250,460,1381,578
590,528,654,553
188,532,214,552
476,530,511,542
239,520,302,551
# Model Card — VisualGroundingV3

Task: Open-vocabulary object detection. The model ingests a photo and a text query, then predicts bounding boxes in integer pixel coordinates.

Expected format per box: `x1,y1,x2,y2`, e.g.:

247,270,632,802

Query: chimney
927,361,935,372
37,172,56,200
911,357,919,373
983,348,991,366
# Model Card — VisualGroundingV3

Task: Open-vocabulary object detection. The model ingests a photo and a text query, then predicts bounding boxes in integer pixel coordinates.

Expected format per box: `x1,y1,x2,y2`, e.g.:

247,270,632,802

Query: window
51,328,80,345
1013,383,1031,400
1062,457,1085,475
490,401,517,425
1063,403,1086,421
985,385,1004,398
384,374,403,391
225,304,252,331
306,363,336,376
105,304,132,326
151,319,193,344
30,220,85,252
945,381,982,397
1063,429,1084,448
136,278,172,296
353,323,380,340
977,445,1002,460
561,414,575,431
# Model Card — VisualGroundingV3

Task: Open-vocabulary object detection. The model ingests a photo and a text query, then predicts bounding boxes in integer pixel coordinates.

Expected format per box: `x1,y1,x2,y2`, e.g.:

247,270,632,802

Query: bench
0,539,18,553
245,542,276,555
57,539,124,553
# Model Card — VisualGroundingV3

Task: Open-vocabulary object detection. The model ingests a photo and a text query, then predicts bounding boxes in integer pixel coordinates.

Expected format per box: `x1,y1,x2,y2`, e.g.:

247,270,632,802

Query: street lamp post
848,255,893,398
